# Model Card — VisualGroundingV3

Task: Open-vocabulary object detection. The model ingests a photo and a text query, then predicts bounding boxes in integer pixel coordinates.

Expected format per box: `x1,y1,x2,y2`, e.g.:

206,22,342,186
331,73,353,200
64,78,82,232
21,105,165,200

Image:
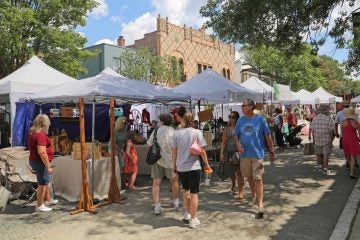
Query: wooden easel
71,97,97,215
97,97,126,207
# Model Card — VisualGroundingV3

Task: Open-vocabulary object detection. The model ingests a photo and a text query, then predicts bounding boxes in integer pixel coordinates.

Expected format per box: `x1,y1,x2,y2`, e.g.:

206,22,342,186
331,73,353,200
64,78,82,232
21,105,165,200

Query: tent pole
96,97,126,208
71,97,96,215
221,104,223,118
91,99,95,200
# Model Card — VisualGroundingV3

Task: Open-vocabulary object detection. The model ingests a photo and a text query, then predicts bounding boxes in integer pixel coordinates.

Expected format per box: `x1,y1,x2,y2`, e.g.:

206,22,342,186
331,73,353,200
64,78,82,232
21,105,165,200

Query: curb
329,177,360,240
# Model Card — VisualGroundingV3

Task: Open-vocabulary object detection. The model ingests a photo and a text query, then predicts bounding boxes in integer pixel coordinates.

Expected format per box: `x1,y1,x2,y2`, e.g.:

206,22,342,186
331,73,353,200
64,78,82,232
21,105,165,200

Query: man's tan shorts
151,162,176,179
240,158,264,180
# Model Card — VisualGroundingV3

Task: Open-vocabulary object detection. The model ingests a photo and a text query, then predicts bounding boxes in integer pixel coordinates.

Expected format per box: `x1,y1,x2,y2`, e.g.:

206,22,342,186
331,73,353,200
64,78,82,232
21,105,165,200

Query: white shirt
147,125,175,169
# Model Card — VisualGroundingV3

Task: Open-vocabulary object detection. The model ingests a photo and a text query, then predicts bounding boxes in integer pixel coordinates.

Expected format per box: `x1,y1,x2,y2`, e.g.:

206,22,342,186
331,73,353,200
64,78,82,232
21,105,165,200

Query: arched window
178,58,185,82
223,68,226,77
227,69,230,80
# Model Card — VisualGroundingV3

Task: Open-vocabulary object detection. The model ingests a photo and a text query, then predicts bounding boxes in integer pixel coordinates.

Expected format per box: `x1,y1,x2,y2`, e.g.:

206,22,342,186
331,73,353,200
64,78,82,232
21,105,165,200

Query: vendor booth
23,68,190,204
293,89,319,105
312,87,342,103
240,76,273,101
0,56,77,144
173,69,262,103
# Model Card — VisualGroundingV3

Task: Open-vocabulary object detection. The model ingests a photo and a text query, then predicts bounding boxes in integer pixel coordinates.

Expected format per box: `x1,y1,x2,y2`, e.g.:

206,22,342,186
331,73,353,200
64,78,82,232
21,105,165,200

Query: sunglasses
241,104,251,107
228,115,236,119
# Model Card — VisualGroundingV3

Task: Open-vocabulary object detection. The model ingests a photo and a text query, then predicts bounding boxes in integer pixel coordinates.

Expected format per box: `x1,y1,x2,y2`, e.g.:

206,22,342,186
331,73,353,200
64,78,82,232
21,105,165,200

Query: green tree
120,47,152,81
0,0,98,78
200,0,360,72
243,44,328,91
120,47,182,86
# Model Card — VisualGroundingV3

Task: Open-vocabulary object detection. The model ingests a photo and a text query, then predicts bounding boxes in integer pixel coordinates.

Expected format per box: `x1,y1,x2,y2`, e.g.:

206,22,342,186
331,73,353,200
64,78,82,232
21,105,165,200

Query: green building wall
80,43,134,79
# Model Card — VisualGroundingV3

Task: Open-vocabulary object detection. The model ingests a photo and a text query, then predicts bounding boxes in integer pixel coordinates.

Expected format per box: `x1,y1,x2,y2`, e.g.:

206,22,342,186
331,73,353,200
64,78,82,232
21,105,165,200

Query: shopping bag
146,128,161,165
0,186,11,212
304,142,315,155
190,137,202,155
216,161,235,181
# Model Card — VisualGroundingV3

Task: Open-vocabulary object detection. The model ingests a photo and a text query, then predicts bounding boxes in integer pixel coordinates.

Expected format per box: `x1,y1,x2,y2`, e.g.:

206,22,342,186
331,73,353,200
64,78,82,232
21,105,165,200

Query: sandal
350,175,358,179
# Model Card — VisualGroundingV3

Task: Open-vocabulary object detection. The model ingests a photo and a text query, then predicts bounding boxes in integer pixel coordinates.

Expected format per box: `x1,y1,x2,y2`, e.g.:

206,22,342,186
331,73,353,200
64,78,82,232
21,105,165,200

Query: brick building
127,15,235,81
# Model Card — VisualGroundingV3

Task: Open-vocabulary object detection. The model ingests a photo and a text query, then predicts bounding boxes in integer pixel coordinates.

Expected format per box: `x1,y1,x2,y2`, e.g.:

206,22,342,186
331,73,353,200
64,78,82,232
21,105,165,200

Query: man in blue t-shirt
234,99,275,219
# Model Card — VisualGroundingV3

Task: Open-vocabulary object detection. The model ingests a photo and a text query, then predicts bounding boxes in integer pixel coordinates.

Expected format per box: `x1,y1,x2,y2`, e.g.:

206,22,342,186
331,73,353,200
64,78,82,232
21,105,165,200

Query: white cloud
151,0,208,27
110,16,123,23
120,0,208,45
121,12,157,45
95,38,116,45
89,0,108,19
77,31,86,38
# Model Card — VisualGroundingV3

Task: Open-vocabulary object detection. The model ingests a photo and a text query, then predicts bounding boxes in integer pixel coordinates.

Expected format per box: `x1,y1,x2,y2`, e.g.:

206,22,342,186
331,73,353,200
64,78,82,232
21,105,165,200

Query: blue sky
79,0,356,64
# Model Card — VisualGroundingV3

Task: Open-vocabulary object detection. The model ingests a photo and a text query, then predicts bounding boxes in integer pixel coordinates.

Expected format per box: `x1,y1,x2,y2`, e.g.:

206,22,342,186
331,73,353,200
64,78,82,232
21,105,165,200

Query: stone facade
127,15,235,81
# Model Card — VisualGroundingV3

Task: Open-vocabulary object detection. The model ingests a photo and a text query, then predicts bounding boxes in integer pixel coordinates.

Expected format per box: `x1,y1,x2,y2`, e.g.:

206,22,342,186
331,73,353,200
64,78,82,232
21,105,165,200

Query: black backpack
146,128,161,165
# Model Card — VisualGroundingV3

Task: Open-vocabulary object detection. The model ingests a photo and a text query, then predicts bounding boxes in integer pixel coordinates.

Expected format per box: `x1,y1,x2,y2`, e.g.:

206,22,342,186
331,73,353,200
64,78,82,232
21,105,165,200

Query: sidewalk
331,170,360,240
0,145,358,240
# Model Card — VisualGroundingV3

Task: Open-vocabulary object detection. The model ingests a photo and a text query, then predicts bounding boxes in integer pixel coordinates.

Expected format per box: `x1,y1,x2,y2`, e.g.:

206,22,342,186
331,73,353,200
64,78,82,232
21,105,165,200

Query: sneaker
313,165,322,172
154,203,162,215
36,204,52,212
183,211,191,222
255,208,265,219
322,167,335,176
45,199,59,206
346,163,350,170
173,198,180,209
189,218,201,228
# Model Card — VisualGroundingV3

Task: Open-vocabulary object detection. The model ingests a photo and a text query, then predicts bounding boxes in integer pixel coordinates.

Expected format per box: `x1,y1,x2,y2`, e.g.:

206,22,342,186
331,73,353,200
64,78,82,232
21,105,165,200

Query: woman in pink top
341,108,360,179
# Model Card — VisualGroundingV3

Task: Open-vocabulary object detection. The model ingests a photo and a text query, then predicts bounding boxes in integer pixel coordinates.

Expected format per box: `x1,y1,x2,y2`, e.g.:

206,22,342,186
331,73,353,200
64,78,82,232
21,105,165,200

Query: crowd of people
26,98,360,229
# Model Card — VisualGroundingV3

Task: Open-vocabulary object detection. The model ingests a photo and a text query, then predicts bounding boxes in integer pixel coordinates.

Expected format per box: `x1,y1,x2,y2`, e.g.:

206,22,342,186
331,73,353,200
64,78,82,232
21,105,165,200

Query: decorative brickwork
128,15,235,81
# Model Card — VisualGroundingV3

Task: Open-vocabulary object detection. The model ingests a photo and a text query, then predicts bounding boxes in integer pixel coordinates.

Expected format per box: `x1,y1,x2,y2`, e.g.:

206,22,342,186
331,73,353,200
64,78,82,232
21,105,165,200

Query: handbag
190,130,202,155
146,128,161,165
216,161,235,181
303,142,315,155
229,152,241,165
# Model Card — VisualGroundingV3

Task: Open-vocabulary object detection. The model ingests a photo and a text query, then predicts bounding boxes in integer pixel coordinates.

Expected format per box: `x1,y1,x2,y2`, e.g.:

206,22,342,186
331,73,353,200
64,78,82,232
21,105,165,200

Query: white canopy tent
32,67,190,104
172,69,262,104
293,89,319,105
351,95,360,103
0,56,78,139
240,76,273,101
273,83,299,105
312,87,342,103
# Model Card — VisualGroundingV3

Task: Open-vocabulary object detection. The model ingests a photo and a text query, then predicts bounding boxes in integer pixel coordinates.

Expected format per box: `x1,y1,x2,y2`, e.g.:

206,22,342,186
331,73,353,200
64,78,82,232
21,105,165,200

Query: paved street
0,142,358,240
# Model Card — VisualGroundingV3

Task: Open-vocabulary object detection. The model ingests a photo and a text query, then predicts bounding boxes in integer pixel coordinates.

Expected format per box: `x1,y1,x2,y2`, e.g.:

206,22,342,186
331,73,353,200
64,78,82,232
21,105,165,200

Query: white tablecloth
135,145,151,175
52,156,121,202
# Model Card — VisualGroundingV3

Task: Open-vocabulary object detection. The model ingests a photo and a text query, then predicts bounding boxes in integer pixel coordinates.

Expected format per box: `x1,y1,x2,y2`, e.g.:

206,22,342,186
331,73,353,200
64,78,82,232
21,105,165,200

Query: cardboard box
72,142,101,160
60,107,75,118
198,109,213,123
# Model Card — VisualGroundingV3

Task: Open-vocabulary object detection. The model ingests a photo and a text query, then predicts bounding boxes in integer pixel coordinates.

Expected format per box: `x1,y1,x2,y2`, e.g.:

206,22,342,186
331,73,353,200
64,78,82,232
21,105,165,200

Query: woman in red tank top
28,114,58,212
341,108,360,179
